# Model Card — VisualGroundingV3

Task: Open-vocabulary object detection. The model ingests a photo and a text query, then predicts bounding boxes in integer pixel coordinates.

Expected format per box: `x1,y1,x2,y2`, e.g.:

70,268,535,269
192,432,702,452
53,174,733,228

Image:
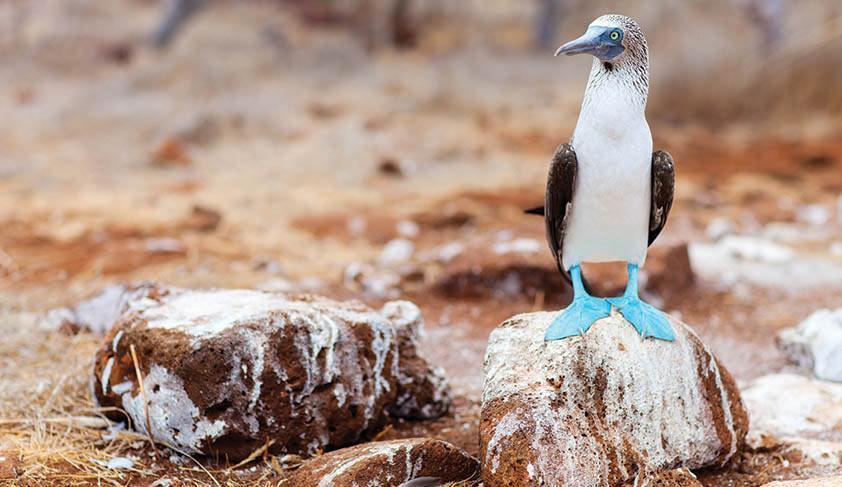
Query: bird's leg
544,265,611,341
607,264,675,341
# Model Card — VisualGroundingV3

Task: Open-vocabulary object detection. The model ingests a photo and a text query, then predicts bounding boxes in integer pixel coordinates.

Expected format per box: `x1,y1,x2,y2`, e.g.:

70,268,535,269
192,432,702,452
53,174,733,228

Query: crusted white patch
315,442,418,487
101,357,115,396
334,383,347,407
484,409,524,474
111,330,124,353
239,328,267,411
482,312,741,485
141,290,292,337
121,365,226,454
111,381,133,395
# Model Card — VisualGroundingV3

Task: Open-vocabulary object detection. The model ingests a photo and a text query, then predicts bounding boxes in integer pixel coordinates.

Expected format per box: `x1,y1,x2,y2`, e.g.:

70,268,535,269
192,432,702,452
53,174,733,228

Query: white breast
561,82,653,270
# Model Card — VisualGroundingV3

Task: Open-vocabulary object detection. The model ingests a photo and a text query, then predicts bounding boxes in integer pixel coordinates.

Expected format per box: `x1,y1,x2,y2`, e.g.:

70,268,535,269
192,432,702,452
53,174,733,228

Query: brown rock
644,242,695,299
183,205,222,232
151,138,191,167
289,438,479,486
382,302,450,420
90,284,450,460
480,312,748,486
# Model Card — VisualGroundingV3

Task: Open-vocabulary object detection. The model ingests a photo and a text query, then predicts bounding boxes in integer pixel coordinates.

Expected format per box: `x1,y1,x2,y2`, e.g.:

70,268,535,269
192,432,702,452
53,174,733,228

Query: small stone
480,312,747,486
493,238,541,255
151,138,191,167
184,205,222,232
289,438,478,487
778,309,842,382
379,239,414,266
435,242,465,263
104,457,133,470
797,205,831,226
396,220,419,238
144,238,186,254
705,217,734,241
44,284,153,335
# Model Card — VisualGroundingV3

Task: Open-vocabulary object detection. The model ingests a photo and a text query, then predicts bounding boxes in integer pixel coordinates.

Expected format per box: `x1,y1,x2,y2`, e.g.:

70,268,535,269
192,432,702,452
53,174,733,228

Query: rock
379,238,415,266
741,373,842,465
183,205,222,232
492,238,541,255
762,478,842,486
643,242,695,300
45,283,155,335
90,284,450,460
150,137,191,167
778,309,842,382
382,302,450,420
289,438,479,487
480,311,748,486
717,235,795,263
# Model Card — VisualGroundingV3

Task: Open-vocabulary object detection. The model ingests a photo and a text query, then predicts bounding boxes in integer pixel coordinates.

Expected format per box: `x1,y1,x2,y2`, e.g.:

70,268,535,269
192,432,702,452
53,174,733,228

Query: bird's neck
574,59,649,135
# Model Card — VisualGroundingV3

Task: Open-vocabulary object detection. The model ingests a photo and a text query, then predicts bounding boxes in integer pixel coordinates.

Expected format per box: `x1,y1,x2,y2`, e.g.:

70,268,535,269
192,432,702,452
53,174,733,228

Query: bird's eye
609,30,621,41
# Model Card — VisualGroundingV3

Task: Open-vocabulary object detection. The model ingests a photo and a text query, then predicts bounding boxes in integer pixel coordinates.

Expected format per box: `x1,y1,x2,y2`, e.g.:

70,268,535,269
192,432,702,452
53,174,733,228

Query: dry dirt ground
1,2,842,485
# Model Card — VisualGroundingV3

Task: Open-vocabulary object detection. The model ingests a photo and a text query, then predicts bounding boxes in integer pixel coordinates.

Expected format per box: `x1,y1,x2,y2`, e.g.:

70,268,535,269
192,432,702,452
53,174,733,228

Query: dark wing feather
649,150,675,246
544,144,578,283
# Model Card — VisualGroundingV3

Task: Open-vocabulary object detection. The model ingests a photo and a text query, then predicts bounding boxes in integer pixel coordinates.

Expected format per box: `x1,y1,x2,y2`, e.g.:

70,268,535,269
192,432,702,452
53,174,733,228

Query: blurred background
1,1,842,482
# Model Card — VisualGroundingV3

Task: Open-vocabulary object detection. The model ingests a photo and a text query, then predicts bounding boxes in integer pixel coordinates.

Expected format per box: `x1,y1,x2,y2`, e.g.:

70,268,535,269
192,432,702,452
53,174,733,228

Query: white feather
562,58,652,270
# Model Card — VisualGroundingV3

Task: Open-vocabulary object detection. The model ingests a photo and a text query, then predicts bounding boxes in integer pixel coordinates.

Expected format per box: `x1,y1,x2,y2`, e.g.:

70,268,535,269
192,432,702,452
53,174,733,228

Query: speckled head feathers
589,14,648,70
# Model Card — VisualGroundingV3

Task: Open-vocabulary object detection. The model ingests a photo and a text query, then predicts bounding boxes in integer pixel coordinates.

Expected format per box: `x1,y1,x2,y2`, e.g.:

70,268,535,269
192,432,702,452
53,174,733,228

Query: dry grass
0,312,288,486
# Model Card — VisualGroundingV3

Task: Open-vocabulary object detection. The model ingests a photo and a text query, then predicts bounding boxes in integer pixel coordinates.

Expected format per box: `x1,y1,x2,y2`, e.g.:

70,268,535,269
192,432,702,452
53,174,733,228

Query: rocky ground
1,1,842,485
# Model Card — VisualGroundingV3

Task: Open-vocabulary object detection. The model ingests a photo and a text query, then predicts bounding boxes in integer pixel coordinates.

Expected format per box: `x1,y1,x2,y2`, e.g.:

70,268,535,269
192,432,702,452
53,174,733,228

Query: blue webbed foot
608,295,675,341
545,265,610,341
545,295,611,341
608,263,675,341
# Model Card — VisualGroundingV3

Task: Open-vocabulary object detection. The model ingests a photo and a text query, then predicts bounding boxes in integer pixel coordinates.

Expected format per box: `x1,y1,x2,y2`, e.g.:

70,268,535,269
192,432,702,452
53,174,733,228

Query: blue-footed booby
527,14,676,342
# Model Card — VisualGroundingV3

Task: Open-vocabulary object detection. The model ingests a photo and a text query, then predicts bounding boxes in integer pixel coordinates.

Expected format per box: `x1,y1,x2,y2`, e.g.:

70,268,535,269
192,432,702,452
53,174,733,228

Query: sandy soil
1,1,842,485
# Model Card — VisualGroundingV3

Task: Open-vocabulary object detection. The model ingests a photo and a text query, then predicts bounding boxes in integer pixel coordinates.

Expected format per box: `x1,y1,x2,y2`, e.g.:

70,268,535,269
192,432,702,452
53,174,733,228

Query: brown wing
649,150,675,245
544,144,578,283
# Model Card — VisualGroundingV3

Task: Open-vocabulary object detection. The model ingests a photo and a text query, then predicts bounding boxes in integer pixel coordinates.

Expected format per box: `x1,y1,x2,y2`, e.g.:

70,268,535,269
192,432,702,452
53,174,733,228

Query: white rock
689,238,842,289
779,309,842,382
706,217,734,241
104,456,134,470
43,284,156,335
479,311,747,486
492,238,541,255
797,205,831,226
144,238,185,254
379,239,415,266
741,373,842,444
396,220,419,238
435,242,465,263
719,235,794,263
741,373,842,466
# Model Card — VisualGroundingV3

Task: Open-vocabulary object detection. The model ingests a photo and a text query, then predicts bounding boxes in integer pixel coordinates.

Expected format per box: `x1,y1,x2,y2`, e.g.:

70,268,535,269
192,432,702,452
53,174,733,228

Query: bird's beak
554,27,605,57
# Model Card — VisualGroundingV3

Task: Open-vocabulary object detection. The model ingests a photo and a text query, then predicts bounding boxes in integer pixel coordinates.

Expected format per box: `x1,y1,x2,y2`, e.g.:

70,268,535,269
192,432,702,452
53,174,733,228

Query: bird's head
554,15,647,67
